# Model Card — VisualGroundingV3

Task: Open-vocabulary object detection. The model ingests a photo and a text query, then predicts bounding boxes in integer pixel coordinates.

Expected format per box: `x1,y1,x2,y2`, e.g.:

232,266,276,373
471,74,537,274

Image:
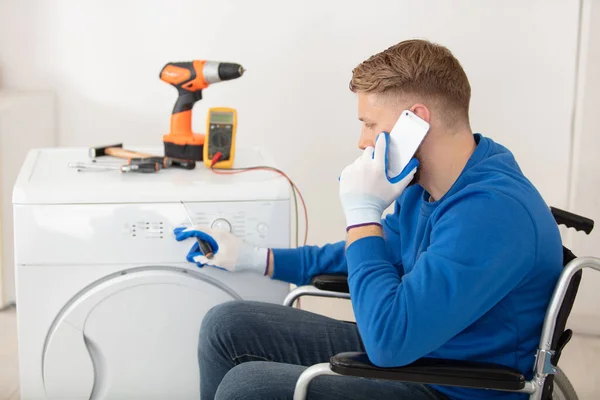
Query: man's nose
358,136,374,150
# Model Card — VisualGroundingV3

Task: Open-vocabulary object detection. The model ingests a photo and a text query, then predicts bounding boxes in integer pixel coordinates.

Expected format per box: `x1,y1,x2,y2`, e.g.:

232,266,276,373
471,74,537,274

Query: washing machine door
42,267,240,400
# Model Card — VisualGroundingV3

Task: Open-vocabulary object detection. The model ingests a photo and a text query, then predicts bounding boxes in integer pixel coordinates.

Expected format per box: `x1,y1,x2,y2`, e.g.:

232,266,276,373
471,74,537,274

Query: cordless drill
160,60,244,161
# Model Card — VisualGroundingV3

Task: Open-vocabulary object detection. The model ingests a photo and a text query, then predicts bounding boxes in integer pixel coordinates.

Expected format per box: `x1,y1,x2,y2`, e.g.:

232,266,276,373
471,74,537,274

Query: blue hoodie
272,134,563,399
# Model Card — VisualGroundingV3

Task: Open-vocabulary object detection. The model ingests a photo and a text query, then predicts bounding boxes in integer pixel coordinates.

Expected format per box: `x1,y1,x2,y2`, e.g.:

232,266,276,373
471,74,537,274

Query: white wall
567,0,600,335
0,1,588,307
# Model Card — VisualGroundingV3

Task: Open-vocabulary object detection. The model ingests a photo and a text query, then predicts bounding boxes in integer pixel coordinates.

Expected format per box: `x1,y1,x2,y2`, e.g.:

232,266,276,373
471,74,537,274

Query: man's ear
410,104,431,123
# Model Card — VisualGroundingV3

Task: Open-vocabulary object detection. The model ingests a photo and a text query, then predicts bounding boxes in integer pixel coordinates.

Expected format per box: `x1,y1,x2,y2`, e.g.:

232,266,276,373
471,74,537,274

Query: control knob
211,218,232,233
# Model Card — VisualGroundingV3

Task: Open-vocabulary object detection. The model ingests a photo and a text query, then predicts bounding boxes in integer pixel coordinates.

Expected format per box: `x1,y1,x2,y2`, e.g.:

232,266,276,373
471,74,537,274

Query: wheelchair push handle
550,207,594,235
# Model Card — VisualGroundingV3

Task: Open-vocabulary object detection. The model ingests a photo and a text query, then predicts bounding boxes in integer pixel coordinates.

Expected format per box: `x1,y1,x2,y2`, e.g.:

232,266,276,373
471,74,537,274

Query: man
175,39,563,399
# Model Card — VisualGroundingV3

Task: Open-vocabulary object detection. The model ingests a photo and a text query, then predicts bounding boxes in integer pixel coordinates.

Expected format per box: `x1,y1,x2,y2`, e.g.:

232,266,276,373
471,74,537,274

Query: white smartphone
386,110,430,178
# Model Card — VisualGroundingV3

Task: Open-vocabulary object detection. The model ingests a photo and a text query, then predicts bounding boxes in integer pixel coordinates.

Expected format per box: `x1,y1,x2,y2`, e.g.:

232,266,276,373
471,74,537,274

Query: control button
257,223,268,234
211,219,232,233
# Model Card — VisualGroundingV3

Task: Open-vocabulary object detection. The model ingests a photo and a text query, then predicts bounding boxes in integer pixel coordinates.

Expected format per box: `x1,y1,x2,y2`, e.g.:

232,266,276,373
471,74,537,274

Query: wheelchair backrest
541,207,595,399
551,246,580,361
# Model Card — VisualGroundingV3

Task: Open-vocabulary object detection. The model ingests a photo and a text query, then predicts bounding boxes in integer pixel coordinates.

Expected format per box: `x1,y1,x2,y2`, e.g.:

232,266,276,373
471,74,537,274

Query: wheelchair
284,207,597,400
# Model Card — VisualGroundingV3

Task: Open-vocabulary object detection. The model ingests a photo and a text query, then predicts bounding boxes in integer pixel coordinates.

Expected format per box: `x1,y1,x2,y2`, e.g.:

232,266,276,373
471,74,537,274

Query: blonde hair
350,39,471,124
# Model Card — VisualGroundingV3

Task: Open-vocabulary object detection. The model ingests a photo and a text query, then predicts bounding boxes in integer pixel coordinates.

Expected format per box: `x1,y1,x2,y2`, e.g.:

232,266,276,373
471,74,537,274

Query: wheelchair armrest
330,352,526,391
310,274,350,293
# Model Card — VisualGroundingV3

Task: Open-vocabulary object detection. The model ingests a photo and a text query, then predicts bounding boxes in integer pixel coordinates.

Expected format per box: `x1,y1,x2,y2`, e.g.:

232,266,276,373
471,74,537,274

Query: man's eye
365,124,375,129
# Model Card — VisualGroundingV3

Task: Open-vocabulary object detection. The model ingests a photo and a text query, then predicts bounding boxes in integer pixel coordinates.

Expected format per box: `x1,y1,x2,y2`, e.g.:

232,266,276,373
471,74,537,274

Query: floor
1,302,599,400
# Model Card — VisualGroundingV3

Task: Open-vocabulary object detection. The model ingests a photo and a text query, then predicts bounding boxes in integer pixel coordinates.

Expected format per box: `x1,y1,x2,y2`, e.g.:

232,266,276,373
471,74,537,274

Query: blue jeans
199,300,449,400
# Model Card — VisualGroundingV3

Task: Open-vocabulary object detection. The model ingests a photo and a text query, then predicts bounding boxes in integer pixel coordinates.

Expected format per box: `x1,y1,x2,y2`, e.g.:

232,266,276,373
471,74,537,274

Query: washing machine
13,146,292,399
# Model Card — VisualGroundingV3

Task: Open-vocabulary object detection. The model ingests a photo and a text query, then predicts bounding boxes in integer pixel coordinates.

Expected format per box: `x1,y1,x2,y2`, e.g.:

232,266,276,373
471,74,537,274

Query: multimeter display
206,108,236,166
210,112,234,124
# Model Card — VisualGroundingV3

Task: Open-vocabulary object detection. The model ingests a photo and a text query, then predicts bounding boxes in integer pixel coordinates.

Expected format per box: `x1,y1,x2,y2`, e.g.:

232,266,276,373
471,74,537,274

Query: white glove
339,132,419,230
174,225,269,274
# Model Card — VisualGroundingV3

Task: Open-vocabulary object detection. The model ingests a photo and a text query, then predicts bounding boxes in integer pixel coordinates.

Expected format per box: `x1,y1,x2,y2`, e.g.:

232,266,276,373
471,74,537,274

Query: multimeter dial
208,124,232,159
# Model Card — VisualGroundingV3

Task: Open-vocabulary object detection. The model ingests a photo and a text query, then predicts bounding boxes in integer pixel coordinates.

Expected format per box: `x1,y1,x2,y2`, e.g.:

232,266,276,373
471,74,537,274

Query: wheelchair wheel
552,367,578,400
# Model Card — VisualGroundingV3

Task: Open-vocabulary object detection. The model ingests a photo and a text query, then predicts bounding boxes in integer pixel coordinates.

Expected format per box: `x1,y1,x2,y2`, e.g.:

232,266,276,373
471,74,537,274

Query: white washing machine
13,146,292,399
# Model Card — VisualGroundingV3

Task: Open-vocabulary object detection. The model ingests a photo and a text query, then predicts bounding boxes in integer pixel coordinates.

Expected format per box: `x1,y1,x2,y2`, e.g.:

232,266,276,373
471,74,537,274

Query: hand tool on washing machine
89,144,196,169
69,161,161,173
160,60,244,161
180,201,214,260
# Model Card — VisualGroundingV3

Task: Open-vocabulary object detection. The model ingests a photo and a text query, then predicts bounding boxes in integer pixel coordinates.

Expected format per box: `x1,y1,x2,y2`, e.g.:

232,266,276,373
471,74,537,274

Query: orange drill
160,60,244,161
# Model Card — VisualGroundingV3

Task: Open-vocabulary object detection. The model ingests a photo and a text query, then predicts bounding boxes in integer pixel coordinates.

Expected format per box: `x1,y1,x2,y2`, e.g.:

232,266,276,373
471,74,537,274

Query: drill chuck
218,62,245,81
203,61,245,84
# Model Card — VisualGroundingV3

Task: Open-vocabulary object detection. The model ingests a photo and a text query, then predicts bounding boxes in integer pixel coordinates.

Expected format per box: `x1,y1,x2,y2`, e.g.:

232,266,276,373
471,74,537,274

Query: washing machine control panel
118,202,287,241
120,202,283,243
13,199,291,265
182,201,279,243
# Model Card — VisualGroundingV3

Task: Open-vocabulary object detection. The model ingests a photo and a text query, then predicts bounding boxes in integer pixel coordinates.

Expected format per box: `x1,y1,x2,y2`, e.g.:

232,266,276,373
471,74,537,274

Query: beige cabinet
0,90,56,307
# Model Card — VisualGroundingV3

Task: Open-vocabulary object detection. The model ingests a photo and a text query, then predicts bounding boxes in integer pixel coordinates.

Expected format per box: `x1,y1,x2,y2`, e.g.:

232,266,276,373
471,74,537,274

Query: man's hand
339,132,418,231
174,226,270,275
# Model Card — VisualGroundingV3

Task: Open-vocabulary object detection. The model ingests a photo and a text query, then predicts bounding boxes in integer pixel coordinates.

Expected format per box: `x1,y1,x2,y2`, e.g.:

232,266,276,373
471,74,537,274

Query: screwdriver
69,162,160,173
180,201,214,259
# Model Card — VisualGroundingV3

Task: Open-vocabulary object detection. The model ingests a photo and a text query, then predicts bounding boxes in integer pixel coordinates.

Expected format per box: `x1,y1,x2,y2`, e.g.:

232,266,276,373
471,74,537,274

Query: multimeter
203,107,237,169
